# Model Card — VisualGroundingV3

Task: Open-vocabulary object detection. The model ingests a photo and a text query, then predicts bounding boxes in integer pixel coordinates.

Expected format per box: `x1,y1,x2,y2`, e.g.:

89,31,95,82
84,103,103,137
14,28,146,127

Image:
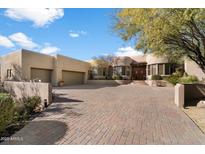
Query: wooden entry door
132,66,146,80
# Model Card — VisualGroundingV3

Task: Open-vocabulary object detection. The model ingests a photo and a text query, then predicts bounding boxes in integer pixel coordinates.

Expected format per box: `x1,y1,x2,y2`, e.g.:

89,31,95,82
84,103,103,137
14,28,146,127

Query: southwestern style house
90,54,179,80
0,49,204,86
89,54,205,81
0,49,90,86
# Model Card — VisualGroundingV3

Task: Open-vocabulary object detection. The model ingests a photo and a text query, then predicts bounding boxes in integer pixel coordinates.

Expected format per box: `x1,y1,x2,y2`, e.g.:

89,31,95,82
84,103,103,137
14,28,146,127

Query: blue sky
0,8,140,60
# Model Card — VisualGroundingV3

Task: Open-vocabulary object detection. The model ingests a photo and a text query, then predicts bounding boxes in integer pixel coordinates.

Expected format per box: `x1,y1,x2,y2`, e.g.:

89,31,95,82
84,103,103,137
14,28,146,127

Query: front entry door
132,65,146,80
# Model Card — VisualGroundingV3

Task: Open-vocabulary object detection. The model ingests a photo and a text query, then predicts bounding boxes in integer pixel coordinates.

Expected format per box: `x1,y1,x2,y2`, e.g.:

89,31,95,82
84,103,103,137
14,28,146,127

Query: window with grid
158,64,164,75
7,69,12,78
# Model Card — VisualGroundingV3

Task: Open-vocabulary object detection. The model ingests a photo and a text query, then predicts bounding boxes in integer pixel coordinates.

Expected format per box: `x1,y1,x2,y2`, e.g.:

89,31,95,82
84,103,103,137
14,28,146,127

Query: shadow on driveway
0,120,67,145
53,95,84,104
53,84,120,90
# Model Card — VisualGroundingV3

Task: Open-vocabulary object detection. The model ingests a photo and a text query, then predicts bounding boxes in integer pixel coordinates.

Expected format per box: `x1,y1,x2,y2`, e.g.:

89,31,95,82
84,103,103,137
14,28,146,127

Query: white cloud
69,30,87,38
4,8,64,27
40,43,60,55
69,33,80,38
9,32,39,49
115,46,143,57
0,35,14,48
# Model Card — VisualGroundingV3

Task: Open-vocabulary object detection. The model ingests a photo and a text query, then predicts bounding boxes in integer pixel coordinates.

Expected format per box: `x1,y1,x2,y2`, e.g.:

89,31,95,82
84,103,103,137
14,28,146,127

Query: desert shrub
175,67,184,76
164,74,181,85
13,101,29,123
0,93,15,135
151,75,162,80
164,72,199,85
22,96,41,114
112,74,123,80
172,72,182,77
179,75,199,84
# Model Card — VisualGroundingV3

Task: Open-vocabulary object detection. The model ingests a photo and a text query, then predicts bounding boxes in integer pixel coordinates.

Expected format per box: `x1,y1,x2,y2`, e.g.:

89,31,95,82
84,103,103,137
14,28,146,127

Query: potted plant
58,81,64,87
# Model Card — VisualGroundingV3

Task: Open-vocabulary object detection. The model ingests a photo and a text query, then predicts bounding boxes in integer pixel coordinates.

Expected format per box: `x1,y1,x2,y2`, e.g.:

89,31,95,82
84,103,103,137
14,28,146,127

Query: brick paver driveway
2,83,205,144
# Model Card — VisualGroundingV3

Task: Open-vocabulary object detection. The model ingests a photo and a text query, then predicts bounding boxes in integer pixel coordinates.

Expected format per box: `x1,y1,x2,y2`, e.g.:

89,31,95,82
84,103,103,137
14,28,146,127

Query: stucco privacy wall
3,81,52,108
54,55,90,85
184,83,205,106
1,50,22,81
175,83,205,107
185,59,205,80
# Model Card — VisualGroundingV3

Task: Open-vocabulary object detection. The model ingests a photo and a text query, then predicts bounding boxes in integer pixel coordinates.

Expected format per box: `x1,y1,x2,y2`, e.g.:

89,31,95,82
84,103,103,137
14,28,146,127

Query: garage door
62,70,84,85
31,68,52,83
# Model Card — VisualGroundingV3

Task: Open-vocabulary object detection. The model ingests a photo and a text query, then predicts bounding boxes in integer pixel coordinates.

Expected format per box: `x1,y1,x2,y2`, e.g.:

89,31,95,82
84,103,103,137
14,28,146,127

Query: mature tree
91,55,115,67
115,8,205,73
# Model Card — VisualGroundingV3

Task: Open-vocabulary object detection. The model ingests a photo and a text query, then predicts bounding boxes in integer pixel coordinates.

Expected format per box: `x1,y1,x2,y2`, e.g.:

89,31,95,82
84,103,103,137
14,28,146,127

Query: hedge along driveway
2,83,205,145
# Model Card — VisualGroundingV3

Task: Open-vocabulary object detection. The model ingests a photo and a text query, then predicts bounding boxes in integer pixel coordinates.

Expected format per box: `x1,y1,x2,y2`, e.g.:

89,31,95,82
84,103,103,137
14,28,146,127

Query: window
165,64,170,75
122,66,125,75
7,69,12,78
152,64,157,75
114,66,122,75
103,68,106,76
98,68,103,76
148,65,151,75
93,68,98,75
126,66,130,76
158,64,164,75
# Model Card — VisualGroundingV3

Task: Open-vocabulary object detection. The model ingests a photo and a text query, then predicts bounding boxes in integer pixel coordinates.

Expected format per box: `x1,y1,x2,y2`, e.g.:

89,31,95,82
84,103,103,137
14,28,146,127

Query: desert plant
164,74,181,85
13,101,29,123
112,74,123,80
151,75,162,80
22,96,41,114
0,93,14,135
179,75,199,84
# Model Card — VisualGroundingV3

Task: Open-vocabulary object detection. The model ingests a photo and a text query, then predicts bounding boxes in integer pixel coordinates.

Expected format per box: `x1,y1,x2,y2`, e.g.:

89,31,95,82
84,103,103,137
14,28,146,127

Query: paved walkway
2,83,205,144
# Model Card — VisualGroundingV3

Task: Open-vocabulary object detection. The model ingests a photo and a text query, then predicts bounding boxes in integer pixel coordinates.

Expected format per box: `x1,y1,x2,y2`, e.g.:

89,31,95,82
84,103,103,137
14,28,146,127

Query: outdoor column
156,64,159,75
163,64,165,75
175,84,185,108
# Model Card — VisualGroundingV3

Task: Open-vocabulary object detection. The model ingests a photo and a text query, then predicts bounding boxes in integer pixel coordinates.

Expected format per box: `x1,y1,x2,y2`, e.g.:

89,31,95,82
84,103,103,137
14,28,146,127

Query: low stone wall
87,80,132,85
175,83,205,107
3,81,52,109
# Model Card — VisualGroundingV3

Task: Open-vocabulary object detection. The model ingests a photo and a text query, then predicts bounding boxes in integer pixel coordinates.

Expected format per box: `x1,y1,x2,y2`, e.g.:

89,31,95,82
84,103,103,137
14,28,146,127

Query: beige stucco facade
0,49,90,86
184,59,205,80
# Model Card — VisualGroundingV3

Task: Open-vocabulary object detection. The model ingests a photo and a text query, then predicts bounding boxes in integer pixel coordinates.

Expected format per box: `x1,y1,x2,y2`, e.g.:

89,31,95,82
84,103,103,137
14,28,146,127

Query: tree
91,55,115,68
114,8,205,73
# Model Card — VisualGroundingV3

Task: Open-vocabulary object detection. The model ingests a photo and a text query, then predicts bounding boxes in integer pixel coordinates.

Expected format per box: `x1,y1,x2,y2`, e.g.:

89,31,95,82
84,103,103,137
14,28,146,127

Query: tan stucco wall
175,83,205,107
21,49,55,82
4,81,52,109
146,54,168,65
1,50,22,81
1,49,90,86
185,59,205,80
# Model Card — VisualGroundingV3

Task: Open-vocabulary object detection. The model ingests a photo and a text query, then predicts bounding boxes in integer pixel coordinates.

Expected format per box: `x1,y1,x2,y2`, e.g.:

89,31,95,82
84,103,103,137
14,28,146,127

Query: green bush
0,93,14,135
172,71,183,77
164,74,181,85
164,73,199,85
22,96,41,114
13,101,29,123
112,74,123,80
151,75,162,80
175,67,184,76
179,75,199,84
0,94,41,136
